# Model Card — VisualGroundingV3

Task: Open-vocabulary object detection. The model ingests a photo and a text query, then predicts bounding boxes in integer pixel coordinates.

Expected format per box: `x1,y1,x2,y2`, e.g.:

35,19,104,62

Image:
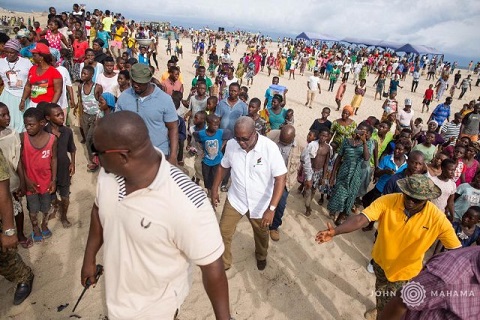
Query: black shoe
256,259,267,270
13,275,34,305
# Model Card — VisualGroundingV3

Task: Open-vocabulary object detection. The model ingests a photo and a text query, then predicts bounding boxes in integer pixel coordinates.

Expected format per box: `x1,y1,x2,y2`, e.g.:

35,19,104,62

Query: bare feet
61,218,72,228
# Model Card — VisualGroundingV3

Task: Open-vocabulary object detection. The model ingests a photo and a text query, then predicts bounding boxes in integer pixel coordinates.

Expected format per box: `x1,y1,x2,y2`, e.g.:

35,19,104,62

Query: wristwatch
269,205,276,211
3,228,16,236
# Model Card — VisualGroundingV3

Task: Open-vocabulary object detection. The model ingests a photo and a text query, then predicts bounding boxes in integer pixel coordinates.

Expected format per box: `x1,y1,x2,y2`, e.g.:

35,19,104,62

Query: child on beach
430,158,456,219
412,131,436,162
310,107,332,131
185,81,208,127
411,117,423,138
304,128,331,215
452,206,480,246
245,59,255,86
248,98,267,135
297,130,319,194
193,114,229,196
138,46,149,65
172,91,187,166
44,103,76,228
454,170,480,221
77,65,103,172
422,84,434,113
72,29,88,82
205,96,218,115
283,109,294,126
188,111,207,185
235,58,245,86
321,140,339,204
21,108,57,243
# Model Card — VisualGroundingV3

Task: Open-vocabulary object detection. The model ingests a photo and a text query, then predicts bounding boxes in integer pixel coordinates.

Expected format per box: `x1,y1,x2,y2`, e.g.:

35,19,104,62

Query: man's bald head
94,111,150,152
279,124,295,145
234,116,255,133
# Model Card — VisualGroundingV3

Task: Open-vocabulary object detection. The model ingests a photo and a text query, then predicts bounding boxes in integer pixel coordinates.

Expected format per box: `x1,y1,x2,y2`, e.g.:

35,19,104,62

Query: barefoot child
44,103,76,228
77,65,103,172
193,114,229,196
422,84,434,113
205,96,218,116
0,103,31,248
188,111,207,185
304,128,331,216
21,108,57,242
298,129,319,194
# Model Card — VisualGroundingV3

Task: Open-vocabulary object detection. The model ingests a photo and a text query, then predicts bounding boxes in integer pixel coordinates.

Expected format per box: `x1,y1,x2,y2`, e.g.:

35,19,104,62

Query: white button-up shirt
221,134,287,219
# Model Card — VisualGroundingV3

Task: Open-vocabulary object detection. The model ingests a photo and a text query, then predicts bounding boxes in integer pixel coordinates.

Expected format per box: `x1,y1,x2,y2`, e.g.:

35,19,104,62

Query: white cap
405,98,412,106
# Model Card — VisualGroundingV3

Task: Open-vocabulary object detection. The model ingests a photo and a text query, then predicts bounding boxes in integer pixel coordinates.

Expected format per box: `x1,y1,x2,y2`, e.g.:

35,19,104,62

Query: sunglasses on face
91,143,129,156
404,194,424,204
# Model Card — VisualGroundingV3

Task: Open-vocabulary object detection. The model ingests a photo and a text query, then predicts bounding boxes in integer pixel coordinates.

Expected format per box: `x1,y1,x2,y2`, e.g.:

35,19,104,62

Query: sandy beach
0,8,479,320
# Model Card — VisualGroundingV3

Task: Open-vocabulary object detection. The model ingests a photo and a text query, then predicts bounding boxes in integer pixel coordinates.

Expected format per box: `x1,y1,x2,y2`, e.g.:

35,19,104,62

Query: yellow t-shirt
114,26,125,42
362,193,461,282
102,16,113,32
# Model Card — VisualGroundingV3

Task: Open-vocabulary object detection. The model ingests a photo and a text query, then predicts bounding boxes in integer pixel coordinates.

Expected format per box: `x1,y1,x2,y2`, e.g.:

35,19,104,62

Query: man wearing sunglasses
211,116,287,271
81,111,231,320
315,174,461,319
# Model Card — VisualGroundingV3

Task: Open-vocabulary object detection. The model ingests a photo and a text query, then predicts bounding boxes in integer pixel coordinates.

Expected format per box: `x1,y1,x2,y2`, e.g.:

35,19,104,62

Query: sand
0,8,479,320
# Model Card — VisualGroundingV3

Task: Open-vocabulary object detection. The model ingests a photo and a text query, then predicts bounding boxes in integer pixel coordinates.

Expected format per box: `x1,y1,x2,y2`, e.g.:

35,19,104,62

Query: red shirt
22,133,55,195
28,66,62,103
73,39,89,61
425,88,434,100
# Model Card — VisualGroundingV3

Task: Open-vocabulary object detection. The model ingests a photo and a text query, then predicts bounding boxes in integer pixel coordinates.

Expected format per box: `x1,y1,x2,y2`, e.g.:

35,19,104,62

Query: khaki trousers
219,198,269,269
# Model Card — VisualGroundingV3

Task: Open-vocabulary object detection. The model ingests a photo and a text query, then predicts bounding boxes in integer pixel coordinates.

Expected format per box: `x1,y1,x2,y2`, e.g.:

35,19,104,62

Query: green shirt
192,76,213,89
330,69,340,81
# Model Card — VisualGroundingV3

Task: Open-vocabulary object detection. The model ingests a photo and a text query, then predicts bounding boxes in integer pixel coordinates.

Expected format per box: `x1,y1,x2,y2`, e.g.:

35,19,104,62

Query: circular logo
400,281,426,307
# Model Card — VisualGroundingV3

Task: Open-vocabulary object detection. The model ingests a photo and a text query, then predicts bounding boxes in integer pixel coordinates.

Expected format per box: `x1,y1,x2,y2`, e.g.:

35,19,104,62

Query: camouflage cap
396,174,441,200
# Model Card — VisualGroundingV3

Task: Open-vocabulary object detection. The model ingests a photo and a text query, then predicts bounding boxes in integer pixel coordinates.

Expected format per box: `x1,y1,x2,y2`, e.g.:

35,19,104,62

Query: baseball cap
405,98,412,106
30,43,50,55
130,63,152,84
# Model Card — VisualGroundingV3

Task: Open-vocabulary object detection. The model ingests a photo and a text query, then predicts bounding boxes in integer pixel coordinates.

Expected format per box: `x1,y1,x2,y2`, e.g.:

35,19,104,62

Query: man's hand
69,163,76,176
1,233,18,251
81,260,98,287
167,154,178,166
48,181,56,194
261,208,274,228
211,189,220,208
25,178,39,194
315,222,336,244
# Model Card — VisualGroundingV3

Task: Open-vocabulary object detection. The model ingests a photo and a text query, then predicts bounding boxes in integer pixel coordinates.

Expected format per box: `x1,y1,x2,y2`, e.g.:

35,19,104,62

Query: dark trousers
270,188,289,230
328,79,337,91
201,162,219,190
177,139,185,162
459,87,468,99
411,80,419,92
342,72,350,81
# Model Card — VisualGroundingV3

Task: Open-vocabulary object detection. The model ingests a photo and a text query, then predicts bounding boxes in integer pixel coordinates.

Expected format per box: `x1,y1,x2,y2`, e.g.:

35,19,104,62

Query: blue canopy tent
396,43,442,55
342,37,381,47
295,32,339,42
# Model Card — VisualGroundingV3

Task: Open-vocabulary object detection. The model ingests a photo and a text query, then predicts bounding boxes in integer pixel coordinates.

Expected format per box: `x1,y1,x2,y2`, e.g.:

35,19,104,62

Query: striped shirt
440,121,461,145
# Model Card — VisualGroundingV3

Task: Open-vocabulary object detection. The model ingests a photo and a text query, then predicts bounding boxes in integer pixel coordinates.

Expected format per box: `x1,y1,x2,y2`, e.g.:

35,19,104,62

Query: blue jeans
270,188,289,230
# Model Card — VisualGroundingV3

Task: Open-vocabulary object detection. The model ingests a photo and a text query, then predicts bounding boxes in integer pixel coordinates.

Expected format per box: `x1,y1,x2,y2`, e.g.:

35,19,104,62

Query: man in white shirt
81,111,231,320
305,70,321,109
212,117,287,270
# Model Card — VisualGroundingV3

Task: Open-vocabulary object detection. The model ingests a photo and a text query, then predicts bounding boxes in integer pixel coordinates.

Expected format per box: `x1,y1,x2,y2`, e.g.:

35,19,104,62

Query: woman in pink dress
253,51,262,75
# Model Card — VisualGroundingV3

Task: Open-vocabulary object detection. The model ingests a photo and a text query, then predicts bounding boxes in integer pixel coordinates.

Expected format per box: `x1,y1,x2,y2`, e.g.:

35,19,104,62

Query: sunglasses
404,194,425,204
91,143,129,156
234,131,255,143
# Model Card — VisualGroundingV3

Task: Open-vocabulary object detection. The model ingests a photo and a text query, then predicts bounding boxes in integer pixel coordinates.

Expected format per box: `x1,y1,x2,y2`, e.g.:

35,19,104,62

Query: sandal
41,228,52,239
19,238,34,249
31,232,43,243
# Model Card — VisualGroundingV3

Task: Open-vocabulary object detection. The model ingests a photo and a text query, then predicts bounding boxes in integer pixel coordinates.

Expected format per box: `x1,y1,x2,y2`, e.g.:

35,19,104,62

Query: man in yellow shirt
315,174,461,320
111,20,125,58
102,10,113,37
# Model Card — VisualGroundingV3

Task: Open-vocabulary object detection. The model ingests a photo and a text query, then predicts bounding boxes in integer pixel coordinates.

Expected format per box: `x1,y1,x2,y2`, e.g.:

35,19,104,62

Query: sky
2,0,479,66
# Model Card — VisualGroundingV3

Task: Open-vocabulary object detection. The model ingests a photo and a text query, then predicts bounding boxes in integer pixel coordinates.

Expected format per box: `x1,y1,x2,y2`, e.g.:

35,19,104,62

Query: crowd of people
0,3,479,320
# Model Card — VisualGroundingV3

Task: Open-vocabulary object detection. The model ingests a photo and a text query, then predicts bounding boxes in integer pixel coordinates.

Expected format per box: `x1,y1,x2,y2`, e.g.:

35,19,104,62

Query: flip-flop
41,229,52,239
31,232,43,243
19,238,34,249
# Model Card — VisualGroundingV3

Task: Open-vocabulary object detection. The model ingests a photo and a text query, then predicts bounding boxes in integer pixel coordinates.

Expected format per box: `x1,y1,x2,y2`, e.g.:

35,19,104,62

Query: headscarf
343,105,354,116
4,39,21,52
101,92,116,111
